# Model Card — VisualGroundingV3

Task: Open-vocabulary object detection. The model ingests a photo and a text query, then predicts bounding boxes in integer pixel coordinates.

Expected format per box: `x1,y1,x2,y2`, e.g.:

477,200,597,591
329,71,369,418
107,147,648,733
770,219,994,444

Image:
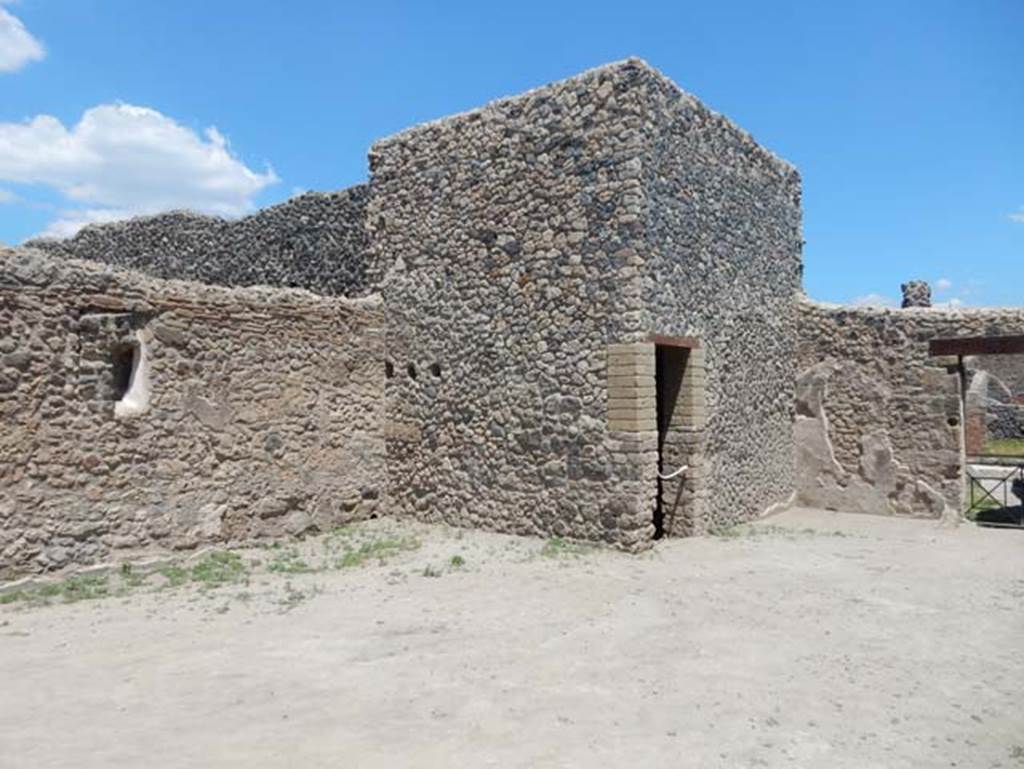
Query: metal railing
967,464,1024,528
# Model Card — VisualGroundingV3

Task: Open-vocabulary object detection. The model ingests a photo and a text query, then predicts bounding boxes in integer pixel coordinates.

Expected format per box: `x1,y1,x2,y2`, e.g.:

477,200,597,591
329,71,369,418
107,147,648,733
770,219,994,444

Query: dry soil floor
1,508,1022,769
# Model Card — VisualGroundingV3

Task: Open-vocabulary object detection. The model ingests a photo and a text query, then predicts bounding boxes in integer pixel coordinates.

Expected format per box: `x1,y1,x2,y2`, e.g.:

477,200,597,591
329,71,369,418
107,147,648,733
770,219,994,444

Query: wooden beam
929,335,1024,357
649,334,701,349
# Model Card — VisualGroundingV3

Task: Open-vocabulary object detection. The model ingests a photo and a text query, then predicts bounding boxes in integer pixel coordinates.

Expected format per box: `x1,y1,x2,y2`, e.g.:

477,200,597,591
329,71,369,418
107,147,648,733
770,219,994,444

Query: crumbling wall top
22,185,375,298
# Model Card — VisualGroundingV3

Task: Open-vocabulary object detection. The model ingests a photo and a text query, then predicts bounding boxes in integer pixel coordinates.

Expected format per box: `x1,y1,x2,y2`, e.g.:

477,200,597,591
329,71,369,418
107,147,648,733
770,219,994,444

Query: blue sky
0,0,1020,307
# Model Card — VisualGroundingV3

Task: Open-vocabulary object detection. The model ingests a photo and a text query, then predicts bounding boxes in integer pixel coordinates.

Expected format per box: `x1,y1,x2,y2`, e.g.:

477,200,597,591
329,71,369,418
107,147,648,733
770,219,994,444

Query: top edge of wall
22,184,370,248
0,245,383,312
799,295,1024,315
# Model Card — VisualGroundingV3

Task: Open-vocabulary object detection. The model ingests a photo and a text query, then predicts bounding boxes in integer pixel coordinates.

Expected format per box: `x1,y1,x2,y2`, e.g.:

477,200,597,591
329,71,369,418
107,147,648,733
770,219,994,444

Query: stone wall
967,354,1024,400
638,71,803,534
964,355,1024,448
986,402,1024,441
901,280,932,308
25,186,379,297
0,246,384,578
796,300,1024,517
368,60,655,548
368,58,802,546
15,56,1016,563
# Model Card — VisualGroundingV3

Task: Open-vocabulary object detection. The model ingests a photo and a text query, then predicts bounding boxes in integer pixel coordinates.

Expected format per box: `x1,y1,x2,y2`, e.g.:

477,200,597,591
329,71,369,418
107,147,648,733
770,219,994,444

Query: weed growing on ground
449,555,466,568
334,536,420,569
713,525,852,540
189,551,249,588
0,525,426,612
60,575,111,603
0,574,111,608
158,564,190,588
540,537,593,558
119,563,148,589
422,565,443,578
267,548,316,575
277,582,322,611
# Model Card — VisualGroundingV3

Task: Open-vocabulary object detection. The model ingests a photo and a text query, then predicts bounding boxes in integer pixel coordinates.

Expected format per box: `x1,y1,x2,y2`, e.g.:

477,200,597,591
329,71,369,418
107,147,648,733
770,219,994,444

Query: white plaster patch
114,329,150,418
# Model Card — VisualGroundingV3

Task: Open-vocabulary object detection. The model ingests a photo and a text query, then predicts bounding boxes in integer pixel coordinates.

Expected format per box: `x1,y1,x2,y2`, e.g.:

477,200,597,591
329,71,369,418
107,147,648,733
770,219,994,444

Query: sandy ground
1,507,1023,769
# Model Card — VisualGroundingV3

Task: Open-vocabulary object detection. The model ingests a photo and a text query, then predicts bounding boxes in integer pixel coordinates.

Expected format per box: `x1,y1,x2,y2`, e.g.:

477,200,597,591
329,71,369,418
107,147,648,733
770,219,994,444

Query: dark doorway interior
654,345,688,538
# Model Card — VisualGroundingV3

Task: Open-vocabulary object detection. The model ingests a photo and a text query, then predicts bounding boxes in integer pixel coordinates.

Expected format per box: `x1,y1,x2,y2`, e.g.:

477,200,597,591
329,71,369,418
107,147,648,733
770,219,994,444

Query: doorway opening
652,335,704,539
655,345,685,538
929,334,1024,527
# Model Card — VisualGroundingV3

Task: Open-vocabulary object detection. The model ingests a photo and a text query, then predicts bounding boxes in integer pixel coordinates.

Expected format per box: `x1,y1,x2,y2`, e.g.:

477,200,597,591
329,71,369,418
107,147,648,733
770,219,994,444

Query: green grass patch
1,528,425,612
0,590,26,605
709,525,743,539
158,564,190,588
267,548,316,575
59,575,111,602
333,536,420,569
189,551,249,588
982,438,1024,458
540,537,593,558
119,563,148,589
0,574,111,607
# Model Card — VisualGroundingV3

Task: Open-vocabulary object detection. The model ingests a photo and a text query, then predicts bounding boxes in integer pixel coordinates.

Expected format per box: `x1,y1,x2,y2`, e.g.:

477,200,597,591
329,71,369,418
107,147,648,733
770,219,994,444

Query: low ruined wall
986,402,1024,441
796,300,1024,517
0,247,384,578
25,186,380,297
967,354,1024,400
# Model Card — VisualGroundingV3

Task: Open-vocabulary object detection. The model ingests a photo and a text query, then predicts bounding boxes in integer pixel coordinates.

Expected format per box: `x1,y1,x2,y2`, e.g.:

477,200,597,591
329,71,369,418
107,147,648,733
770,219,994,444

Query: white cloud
1010,207,1024,224
37,208,135,239
935,278,953,292
0,104,278,238
0,3,45,73
849,293,897,308
0,187,15,203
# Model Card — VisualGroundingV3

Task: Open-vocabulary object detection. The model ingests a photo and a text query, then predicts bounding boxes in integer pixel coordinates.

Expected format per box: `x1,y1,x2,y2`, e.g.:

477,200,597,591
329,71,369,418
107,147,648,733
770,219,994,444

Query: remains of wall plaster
26,186,379,297
796,300,1024,518
964,355,1024,450
0,247,384,578
113,328,151,417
